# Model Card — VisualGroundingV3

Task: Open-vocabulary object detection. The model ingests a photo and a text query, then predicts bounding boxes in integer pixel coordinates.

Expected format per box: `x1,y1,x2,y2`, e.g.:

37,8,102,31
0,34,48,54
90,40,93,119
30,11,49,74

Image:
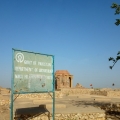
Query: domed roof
55,70,70,75
75,83,84,89
76,83,82,87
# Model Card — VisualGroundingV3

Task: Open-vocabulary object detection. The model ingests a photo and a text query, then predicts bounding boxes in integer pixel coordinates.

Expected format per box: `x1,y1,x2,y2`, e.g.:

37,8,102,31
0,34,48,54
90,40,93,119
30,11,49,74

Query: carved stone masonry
55,70,73,89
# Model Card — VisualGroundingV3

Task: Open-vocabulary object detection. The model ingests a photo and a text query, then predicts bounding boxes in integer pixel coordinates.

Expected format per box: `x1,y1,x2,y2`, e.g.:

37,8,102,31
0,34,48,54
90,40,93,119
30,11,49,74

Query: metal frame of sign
11,48,55,120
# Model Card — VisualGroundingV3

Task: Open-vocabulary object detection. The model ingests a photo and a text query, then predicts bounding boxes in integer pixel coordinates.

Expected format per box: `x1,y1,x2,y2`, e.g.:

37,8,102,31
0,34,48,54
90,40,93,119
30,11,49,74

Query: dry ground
0,89,120,120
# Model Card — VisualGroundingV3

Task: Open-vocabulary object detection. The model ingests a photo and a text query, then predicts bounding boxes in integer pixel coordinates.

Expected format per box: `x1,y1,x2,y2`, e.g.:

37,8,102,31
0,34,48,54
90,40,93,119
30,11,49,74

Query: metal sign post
11,48,55,120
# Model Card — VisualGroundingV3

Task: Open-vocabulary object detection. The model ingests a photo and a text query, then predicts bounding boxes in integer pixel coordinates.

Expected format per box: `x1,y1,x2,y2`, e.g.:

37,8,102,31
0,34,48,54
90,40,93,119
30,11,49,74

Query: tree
109,3,120,69
111,3,120,26
109,51,120,69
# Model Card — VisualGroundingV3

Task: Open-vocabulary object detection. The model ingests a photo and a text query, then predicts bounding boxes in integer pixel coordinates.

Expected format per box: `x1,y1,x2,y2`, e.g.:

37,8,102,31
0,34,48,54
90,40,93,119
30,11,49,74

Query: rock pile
101,103,120,112
101,103,120,120
75,83,84,89
16,113,106,120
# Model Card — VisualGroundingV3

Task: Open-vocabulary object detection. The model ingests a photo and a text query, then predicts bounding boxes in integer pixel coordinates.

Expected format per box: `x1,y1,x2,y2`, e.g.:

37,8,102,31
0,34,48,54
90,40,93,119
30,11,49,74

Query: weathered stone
75,83,84,89
106,118,113,120
98,113,105,118
55,70,73,89
89,114,94,119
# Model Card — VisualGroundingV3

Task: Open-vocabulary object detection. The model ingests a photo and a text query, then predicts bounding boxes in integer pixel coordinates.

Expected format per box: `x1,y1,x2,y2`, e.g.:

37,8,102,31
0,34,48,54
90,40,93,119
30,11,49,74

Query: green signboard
13,49,54,93
11,49,55,120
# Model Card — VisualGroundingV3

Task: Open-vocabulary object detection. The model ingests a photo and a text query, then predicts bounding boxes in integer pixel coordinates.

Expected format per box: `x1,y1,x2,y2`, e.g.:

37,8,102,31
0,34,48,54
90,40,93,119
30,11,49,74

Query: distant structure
55,70,73,89
75,83,84,89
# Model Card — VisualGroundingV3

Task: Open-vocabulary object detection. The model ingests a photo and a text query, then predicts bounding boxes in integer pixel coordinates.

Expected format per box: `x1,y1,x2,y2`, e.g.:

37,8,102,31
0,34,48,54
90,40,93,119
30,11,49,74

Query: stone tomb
55,70,73,89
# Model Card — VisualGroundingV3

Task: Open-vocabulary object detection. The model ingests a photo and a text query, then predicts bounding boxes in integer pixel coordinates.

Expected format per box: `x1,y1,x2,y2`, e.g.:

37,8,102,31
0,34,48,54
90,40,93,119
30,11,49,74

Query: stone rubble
19,113,106,120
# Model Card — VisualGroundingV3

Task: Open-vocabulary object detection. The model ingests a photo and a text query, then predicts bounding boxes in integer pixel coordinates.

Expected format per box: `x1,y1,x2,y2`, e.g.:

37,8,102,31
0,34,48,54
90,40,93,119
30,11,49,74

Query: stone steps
14,103,66,109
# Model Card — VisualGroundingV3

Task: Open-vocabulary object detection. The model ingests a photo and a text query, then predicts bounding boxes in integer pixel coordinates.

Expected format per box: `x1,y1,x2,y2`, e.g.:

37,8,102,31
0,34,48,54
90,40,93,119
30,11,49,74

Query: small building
55,70,73,89
75,83,84,89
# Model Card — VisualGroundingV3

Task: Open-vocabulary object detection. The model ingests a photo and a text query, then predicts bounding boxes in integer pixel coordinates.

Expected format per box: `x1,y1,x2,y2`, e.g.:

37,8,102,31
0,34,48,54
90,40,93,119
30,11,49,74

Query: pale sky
0,0,120,88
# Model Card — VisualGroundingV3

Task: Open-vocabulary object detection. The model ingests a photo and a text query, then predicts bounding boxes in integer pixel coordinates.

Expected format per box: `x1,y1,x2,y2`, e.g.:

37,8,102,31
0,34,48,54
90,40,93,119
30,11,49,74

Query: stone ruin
55,70,73,89
75,83,84,89
55,70,85,90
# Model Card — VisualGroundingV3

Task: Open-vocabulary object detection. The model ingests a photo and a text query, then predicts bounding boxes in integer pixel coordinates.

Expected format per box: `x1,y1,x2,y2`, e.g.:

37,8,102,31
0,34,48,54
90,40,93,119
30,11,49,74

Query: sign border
11,48,55,120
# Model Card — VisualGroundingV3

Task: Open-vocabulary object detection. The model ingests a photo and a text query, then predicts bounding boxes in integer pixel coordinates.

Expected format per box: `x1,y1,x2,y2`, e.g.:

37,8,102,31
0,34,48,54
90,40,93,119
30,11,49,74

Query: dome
55,70,70,75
